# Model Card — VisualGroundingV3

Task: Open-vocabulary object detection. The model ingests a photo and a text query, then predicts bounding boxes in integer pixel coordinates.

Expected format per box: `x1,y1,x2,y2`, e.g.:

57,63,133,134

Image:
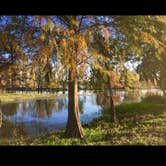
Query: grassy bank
0,93,57,103
29,102,166,145
2,95,166,145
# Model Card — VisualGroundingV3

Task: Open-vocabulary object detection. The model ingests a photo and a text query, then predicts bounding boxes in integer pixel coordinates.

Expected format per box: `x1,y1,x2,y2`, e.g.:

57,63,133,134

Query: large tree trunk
65,69,84,138
107,76,117,123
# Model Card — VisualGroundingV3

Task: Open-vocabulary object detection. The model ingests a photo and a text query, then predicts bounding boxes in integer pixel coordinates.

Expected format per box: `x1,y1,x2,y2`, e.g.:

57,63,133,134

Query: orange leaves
0,33,8,45
34,46,53,65
51,38,57,47
93,62,104,71
59,38,70,65
39,47,53,58
109,71,122,88
24,31,32,41
77,35,87,50
141,31,165,52
70,18,79,28
61,38,67,50
54,25,63,35
59,32,89,71
40,33,46,41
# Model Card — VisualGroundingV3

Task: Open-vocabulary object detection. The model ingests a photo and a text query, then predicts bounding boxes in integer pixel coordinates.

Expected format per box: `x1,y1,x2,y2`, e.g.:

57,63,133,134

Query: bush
115,102,166,119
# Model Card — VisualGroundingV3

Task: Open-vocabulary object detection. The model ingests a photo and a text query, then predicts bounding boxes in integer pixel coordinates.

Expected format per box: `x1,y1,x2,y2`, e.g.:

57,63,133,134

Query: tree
108,16,166,96
48,16,114,137
54,16,85,137
90,28,126,123
1,15,166,139
124,71,140,91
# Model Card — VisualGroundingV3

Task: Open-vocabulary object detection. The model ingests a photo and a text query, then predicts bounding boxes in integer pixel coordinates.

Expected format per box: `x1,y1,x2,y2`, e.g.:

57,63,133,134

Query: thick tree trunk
65,69,84,138
107,76,117,123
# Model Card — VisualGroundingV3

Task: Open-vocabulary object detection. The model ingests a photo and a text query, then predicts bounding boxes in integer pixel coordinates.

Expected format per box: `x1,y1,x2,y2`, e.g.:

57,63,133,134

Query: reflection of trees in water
0,104,21,137
20,102,29,116
96,91,123,107
34,100,56,118
32,100,45,118
96,90,162,105
144,91,158,97
124,90,141,102
89,95,97,106
44,99,55,117
0,98,68,119
22,102,26,112
0,109,2,128
0,119,27,139
1,103,19,116
54,97,67,112
78,99,84,114
78,96,87,114
96,92,110,108
20,99,56,118
96,90,142,106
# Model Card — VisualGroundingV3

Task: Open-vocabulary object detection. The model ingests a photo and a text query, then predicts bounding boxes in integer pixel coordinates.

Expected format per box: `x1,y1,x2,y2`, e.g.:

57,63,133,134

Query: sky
124,61,140,71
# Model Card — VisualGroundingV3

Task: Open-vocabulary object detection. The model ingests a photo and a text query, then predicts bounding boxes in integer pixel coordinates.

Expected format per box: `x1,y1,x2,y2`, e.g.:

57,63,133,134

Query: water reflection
96,91,124,107
1,102,19,116
95,89,163,108
0,94,102,139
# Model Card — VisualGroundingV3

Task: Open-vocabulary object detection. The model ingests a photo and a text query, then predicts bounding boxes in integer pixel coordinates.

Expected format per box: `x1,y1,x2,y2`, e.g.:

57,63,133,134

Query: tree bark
162,89,166,96
65,69,84,138
107,76,117,123
0,109,2,128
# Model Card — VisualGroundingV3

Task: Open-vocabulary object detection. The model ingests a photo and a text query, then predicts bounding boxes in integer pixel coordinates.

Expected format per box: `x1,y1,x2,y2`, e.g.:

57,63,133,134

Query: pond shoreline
1,99,166,145
0,93,102,141
0,92,166,145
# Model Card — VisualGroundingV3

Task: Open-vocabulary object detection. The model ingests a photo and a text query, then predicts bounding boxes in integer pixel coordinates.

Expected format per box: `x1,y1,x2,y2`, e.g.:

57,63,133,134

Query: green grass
0,93,57,103
29,108,166,145
2,95,166,145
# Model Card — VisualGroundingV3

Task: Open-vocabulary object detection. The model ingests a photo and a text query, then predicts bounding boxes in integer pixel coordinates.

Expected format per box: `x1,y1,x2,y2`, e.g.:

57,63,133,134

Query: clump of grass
142,94,166,104
31,130,87,146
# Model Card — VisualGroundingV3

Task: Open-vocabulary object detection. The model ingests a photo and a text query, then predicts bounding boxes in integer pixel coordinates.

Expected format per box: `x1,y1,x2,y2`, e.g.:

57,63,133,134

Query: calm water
0,89,162,140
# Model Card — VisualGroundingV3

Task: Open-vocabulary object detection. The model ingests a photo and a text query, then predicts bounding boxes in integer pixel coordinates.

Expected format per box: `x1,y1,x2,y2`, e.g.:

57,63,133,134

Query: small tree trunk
65,69,84,138
0,109,2,128
162,89,166,96
107,76,117,123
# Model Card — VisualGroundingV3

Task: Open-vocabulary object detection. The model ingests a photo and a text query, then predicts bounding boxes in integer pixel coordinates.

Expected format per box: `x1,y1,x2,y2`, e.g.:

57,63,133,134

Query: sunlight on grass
0,93,57,103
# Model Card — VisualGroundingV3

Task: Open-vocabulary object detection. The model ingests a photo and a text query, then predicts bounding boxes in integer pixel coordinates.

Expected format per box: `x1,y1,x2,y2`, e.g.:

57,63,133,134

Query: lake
0,89,162,141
